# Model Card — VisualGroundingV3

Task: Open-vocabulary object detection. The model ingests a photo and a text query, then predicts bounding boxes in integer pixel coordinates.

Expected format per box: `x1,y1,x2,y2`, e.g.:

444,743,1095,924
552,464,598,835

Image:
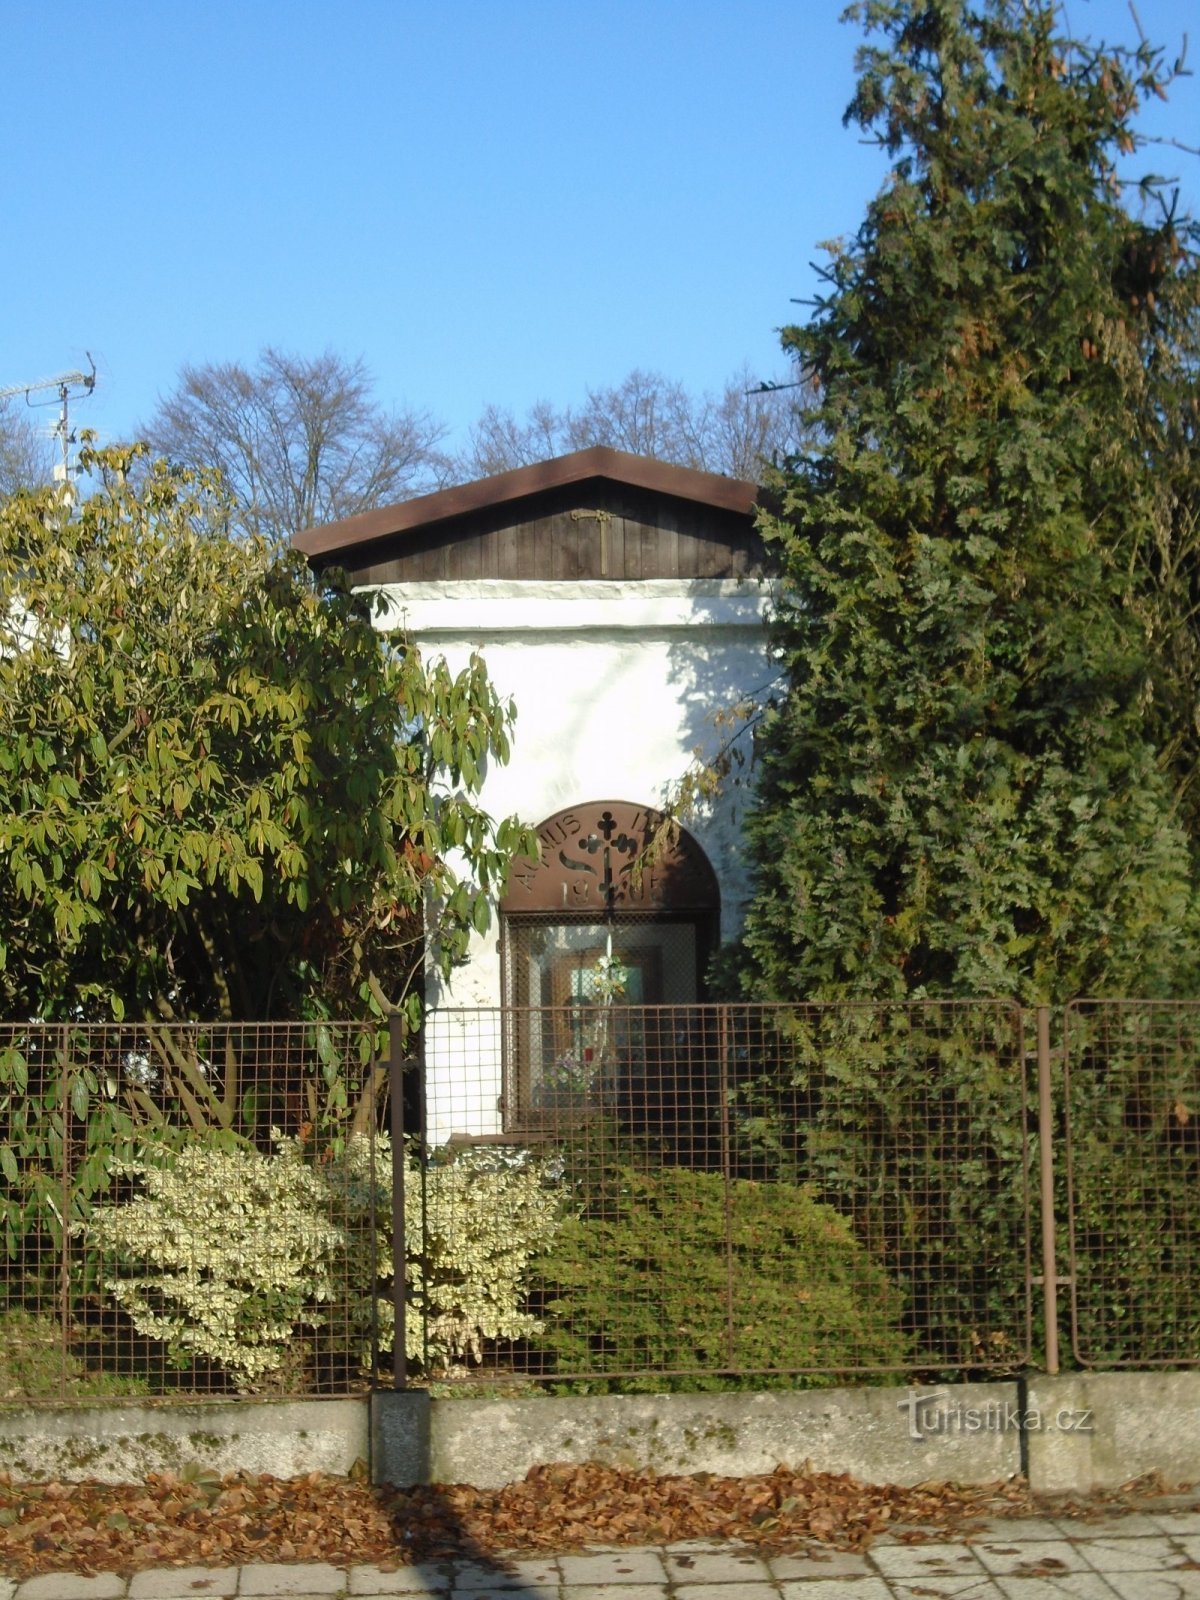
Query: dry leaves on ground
0,1463,1189,1582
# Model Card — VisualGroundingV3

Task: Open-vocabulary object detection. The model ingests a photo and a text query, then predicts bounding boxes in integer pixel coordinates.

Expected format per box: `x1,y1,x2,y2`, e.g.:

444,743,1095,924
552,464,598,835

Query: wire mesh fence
403,999,1032,1385
1063,999,1200,1368
0,1021,382,1404
3,998,1198,1406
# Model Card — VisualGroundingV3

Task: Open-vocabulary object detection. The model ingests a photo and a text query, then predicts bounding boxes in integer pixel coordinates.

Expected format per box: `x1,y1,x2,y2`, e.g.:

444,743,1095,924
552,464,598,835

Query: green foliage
741,0,1200,1006
533,1164,911,1388
728,1003,1032,1370
0,443,534,1261
736,5,1200,1367
0,441,535,1027
0,1017,379,1281
1129,253,1200,840
0,1308,148,1400
1063,1005,1200,1363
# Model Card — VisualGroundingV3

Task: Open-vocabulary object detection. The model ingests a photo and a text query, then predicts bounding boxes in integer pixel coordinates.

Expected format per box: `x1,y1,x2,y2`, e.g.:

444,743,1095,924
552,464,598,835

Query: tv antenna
0,355,97,486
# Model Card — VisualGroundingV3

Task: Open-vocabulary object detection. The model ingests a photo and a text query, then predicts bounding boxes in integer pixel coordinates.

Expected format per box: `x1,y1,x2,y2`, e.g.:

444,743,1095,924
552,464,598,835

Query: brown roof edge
291,445,759,561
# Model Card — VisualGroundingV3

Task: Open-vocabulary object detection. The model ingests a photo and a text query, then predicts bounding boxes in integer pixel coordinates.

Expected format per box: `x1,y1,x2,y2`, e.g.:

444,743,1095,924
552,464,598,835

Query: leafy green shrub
533,1165,910,1388
1067,1139,1200,1363
720,1005,1033,1371
0,1308,148,1400
1064,1008,1200,1364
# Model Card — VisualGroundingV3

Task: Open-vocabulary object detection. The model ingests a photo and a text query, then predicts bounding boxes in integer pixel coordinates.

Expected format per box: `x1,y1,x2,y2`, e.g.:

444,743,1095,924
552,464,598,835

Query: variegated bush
333,1134,564,1369
83,1133,563,1389
80,1138,344,1386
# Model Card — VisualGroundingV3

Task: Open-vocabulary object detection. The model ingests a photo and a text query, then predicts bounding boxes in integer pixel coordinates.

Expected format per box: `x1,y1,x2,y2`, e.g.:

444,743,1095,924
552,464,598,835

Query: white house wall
372,576,772,1143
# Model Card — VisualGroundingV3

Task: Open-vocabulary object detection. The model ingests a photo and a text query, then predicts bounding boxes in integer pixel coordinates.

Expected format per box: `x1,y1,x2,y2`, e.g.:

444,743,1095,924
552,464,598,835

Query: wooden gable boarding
292,446,763,583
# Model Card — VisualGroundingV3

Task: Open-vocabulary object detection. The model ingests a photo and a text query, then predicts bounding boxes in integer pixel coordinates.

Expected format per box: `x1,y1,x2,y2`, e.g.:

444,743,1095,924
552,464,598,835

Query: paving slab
129,1568,238,1598
14,1578,126,1600
1147,1515,1200,1536
972,1541,1090,1577
887,1580,998,1597
870,1544,988,1579
961,1521,1071,1544
560,1587,669,1600
1096,1573,1200,1600
558,1554,669,1587
453,1558,561,1592
451,1579,558,1596
992,1579,1118,1600
767,1553,875,1583
665,1552,776,1584
237,1564,346,1596
1054,1517,1169,1540
674,1586,782,1600
776,1580,894,1600
1074,1538,1185,1574
454,1574,563,1587
348,1567,451,1596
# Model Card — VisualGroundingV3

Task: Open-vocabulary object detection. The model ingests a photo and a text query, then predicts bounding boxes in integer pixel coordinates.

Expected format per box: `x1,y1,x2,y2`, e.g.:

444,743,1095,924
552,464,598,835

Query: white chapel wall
371,576,772,1143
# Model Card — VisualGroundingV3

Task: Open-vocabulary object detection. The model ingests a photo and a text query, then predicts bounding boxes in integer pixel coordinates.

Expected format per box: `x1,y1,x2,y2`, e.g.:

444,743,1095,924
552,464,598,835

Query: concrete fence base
1025,1372,1200,1493
2,1374,1198,1494
372,1384,1024,1490
0,1398,368,1485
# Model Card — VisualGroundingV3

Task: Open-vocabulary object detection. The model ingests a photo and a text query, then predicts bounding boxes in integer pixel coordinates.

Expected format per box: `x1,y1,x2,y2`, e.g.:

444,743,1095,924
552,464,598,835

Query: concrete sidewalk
6,1507,1200,1600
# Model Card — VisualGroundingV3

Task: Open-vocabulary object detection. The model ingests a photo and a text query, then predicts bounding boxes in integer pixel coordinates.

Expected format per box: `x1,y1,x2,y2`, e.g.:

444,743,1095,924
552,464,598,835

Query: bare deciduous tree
455,366,807,483
0,400,54,498
564,369,708,463
465,399,563,477
140,348,450,542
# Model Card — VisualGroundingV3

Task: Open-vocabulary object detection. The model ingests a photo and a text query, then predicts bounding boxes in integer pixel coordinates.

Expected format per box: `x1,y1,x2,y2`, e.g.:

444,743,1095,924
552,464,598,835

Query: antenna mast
0,355,97,486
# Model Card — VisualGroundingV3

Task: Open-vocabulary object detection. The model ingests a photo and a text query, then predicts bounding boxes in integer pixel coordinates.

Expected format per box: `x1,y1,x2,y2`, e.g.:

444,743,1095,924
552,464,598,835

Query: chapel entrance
500,800,720,1141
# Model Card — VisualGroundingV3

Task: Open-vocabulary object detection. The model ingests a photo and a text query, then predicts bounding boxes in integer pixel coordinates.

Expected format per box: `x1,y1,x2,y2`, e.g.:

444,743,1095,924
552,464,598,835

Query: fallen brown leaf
0,1461,1193,1583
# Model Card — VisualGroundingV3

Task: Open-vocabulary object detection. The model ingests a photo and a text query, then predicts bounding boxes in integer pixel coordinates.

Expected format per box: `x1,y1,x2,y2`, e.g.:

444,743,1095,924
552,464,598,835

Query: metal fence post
416,1022,428,1378
388,1014,408,1391
718,1004,735,1370
1036,1005,1060,1376
58,1025,71,1402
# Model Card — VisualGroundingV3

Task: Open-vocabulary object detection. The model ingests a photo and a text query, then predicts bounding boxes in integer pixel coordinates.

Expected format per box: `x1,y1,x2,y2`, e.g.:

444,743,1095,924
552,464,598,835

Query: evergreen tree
742,0,1200,1005
1130,244,1200,840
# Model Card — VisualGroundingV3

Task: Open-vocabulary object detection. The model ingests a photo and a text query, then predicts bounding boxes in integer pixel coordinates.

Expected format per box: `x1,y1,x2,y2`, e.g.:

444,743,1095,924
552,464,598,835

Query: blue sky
3,0,1198,466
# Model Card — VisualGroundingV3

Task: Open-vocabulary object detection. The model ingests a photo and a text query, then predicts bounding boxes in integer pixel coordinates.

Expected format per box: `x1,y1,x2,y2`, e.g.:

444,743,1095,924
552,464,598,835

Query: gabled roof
291,446,758,562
